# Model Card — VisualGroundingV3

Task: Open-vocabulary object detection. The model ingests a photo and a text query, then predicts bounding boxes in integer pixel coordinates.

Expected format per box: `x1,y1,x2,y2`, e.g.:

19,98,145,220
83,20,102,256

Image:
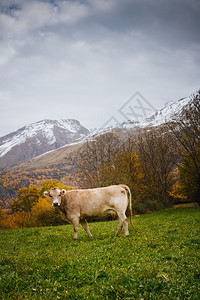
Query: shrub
31,197,65,227
0,211,31,229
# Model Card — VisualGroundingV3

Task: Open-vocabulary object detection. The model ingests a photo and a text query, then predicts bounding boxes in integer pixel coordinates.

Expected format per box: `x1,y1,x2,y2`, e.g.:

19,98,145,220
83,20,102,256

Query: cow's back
62,185,128,219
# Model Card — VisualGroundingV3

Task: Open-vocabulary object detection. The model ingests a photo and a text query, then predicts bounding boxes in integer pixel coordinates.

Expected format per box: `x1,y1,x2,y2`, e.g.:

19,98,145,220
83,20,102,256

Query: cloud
0,0,200,136
0,0,90,40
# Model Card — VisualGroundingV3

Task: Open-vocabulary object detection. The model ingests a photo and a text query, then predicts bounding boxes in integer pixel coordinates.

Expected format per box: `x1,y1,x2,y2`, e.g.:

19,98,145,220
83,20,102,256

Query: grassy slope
10,142,83,171
0,207,200,300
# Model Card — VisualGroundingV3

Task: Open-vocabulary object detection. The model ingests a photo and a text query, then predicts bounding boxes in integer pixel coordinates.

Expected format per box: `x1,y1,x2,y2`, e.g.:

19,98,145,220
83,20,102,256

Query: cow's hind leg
123,217,129,236
117,212,129,237
116,218,123,236
80,219,93,238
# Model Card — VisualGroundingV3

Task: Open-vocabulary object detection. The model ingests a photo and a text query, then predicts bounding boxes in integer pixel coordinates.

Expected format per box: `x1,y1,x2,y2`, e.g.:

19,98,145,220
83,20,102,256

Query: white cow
44,185,133,239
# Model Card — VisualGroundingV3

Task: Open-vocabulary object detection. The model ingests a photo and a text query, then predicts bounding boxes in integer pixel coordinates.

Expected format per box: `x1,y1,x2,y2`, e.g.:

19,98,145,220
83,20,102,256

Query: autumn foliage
0,180,70,229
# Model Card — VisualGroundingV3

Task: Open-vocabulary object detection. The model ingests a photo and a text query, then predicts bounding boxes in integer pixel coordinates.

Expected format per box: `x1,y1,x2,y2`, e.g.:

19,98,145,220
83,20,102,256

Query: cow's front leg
80,219,93,238
71,217,80,239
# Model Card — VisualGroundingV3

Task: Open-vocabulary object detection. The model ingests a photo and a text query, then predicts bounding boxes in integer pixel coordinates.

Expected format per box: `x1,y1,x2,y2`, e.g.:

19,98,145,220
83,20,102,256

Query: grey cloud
0,0,200,136
83,0,200,47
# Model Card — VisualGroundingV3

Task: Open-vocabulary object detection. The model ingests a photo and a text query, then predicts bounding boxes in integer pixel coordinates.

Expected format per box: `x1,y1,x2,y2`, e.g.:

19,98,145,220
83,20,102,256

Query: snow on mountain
141,96,191,127
0,119,87,157
71,95,193,146
121,95,192,130
0,119,89,169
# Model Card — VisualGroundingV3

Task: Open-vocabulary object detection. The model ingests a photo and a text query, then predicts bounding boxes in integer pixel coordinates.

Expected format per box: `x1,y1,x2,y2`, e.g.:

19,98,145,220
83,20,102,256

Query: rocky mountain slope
9,92,195,172
0,119,89,170
120,95,192,129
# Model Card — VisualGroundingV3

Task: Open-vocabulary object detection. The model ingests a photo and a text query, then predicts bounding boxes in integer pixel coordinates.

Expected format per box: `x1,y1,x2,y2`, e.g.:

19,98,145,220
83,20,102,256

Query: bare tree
135,127,177,207
167,90,200,177
77,132,120,188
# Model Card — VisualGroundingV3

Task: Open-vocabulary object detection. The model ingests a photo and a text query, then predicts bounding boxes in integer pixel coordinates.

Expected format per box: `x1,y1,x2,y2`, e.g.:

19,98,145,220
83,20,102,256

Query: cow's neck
58,197,65,214
58,206,65,214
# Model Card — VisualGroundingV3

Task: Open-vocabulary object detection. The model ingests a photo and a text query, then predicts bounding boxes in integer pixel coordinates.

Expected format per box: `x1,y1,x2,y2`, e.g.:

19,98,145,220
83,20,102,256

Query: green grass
0,207,200,299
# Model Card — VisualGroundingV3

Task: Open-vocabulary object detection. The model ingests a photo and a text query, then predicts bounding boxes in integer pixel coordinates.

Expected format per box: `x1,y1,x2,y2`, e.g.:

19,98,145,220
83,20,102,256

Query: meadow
0,207,200,299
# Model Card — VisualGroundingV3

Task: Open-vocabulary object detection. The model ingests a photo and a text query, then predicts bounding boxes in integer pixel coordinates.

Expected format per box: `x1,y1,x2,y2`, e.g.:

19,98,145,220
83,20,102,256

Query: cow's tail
121,185,135,230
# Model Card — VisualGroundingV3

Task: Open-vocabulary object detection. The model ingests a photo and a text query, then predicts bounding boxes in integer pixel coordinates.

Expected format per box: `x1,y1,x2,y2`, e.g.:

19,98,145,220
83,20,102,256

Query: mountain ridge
0,92,196,170
0,119,89,170
119,95,192,130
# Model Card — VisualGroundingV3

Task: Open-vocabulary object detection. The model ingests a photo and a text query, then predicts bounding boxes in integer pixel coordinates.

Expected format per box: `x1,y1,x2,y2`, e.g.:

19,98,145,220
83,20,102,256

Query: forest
0,91,200,229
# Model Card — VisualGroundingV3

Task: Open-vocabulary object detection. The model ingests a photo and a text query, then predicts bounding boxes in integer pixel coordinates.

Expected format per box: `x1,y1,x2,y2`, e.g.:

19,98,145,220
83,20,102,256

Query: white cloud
0,0,90,40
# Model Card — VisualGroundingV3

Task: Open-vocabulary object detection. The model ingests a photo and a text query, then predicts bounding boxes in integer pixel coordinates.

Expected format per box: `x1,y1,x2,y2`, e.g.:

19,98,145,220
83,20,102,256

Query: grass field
0,207,200,299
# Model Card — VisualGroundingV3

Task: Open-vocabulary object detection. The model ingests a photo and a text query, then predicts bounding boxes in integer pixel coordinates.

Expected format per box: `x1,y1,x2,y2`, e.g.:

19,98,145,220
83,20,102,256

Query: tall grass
0,207,200,299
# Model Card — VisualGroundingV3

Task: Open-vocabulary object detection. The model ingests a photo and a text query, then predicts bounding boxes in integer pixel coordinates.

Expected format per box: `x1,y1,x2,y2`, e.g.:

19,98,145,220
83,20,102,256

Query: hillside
0,207,200,299
10,140,84,171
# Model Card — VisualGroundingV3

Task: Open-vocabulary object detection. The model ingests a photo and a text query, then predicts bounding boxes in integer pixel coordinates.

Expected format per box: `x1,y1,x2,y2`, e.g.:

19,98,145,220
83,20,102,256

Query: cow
44,185,133,239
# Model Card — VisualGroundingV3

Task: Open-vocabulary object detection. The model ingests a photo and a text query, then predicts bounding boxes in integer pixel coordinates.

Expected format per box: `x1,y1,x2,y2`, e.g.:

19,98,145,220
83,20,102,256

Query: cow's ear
44,191,49,197
61,189,66,195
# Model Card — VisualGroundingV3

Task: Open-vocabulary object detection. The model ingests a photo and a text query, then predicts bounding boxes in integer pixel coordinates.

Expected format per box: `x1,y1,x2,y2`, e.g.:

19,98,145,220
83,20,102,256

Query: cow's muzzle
53,202,59,207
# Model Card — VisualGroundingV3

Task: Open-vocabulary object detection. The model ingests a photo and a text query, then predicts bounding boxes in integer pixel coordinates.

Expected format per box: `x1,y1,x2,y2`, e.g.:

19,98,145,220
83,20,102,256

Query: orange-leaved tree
40,179,71,195
7,180,72,229
11,185,40,213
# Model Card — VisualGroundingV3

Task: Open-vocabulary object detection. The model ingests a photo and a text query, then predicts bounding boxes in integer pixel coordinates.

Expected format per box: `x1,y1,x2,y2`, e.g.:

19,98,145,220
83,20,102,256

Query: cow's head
44,187,66,207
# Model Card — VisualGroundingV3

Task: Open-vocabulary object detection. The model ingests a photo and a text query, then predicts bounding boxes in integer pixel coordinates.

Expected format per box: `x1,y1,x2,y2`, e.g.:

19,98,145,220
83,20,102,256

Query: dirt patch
172,203,199,209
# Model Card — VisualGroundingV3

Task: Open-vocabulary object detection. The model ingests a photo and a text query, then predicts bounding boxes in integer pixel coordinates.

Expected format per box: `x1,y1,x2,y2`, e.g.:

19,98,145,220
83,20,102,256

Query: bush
0,211,31,229
133,200,165,214
31,197,66,227
133,203,149,214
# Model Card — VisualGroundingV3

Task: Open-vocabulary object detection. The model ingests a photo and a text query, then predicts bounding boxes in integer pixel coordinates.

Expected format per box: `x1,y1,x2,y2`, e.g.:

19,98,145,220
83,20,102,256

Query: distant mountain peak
120,95,192,130
0,119,89,169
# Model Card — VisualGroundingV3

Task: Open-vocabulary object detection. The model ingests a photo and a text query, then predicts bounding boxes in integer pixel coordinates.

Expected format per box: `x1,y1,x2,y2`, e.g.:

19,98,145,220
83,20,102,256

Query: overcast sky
0,0,200,136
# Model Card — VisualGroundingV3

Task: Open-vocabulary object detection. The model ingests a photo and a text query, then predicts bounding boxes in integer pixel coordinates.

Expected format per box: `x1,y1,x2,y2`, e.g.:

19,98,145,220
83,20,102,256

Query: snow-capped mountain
0,92,197,171
140,96,192,127
65,94,194,143
0,119,89,169
120,95,192,130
